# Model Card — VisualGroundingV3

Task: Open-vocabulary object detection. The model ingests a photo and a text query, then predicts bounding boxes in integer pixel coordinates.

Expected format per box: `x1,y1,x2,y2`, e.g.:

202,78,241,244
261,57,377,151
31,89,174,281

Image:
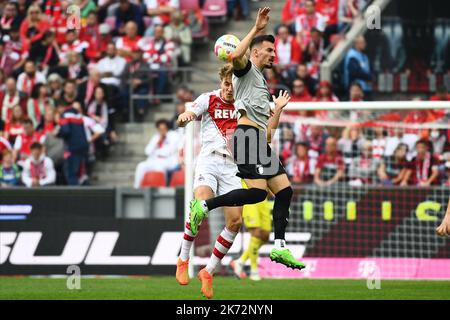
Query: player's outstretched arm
230,7,271,70
177,111,197,127
436,198,450,237
267,90,290,143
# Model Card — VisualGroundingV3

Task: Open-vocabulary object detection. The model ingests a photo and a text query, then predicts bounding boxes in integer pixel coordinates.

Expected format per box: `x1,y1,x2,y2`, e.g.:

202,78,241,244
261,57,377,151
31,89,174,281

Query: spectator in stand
302,27,325,79
4,105,25,145
1,77,27,123
292,63,317,96
264,68,280,96
0,150,21,187
371,127,386,160
175,85,194,104
281,0,307,33
16,0,28,24
76,0,97,24
58,30,89,63
79,11,103,62
77,69,104,109
97,43,127,89
295,0,327,51
121,48,151,120
13,118,44,164
0,39,20,77
339,0,366,28
116,21,142,62
57,79,78,108
227,0,250,21
134,119,180,188
164,11,192,66
16,60,46,96
430,85,450,101
57,99,89,185
348,140,380,186
5,26,24,72
378,143,412,186
27,83,54,128
300,125,327,161
170,102,185,130
46,0,69,46
286,141,315,184
140,24,175,99
87,86,118,144
115,0,144,36
274,24,302,80
0,2,21,36
27,30,59,73
316,0,339,44
47,73,63,101
411,139,440,186
314,136,344,186
338,126,366,165
384,127,418,161
0,137,12,158
21,142,56,187
343,36,372,96
429,129,447,156
57,51,89,84
144,0,179,31
313,80,338,118
290,78,312,102
19,4,50,53
445,161,450,187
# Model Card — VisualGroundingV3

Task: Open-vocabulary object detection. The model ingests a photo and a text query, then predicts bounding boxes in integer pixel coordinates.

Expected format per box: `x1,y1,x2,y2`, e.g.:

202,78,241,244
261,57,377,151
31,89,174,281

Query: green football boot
189,199,208,236
269,248,306,270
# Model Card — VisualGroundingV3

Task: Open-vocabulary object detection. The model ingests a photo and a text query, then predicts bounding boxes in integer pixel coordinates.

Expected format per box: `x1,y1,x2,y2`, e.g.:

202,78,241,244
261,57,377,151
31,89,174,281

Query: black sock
273,187,293,240
205,188,267,211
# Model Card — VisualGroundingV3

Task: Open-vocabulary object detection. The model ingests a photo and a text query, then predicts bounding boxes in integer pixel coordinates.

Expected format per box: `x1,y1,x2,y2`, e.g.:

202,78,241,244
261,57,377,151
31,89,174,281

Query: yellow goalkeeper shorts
241,180,273,232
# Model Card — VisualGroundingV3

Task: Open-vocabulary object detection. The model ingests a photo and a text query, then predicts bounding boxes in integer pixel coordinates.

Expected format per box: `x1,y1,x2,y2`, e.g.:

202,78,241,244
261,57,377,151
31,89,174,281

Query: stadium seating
202,0,227,22
141,171,167,187
169,170,185,187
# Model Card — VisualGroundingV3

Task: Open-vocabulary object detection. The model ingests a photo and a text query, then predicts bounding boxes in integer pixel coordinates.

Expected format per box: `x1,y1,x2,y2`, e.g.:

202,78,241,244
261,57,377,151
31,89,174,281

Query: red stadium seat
192,16,210,41
180,0,200,11
202,0,227,18
141,171,166,187
170,170,185,187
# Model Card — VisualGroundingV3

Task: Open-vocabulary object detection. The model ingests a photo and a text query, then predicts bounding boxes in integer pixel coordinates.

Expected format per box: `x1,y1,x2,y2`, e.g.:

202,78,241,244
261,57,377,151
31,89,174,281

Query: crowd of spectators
0,0,210,187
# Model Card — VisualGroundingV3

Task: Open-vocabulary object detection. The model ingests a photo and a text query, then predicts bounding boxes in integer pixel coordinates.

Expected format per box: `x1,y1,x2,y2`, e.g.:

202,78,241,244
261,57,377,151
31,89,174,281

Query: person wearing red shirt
46,0,68,45
274,24,302,67
1,77,27,123
313,80,338,118
411,139,440,186
4,105,25,145
282,0,307,32
290,79,312,102
316,0,338,45
295,0,327,50
13,118,44,164
116,21,142,62
19,5,50,53
286,141,314,184
314,136,344,186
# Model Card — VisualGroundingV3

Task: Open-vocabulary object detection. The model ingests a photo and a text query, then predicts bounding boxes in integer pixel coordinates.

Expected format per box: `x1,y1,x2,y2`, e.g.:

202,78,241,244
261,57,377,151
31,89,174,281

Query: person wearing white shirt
21,142,56,187
134,119,180,188
16,61,46,95
96,43,127,87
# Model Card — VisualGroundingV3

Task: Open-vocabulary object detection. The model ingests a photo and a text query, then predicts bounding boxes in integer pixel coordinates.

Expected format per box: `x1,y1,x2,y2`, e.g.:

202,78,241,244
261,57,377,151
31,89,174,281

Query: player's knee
260,231,270,242
248,188,268,203
275,186,293,204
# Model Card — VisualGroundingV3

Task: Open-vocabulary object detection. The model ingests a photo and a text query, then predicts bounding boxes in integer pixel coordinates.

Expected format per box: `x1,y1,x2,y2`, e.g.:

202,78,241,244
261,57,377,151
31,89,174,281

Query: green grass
0,277,449,300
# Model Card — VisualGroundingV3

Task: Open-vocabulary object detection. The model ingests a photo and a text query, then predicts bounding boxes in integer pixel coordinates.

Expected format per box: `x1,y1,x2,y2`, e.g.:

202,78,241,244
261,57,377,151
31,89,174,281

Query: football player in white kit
175,64,243,299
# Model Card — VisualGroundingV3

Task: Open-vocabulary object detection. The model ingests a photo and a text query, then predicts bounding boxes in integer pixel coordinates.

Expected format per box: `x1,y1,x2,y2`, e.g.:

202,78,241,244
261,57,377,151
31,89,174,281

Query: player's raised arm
177,111,197,127
229,7,271,70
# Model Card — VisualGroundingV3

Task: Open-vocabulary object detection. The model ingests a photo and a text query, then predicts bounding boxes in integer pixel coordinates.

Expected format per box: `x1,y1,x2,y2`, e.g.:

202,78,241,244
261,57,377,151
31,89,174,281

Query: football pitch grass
0,277,449,300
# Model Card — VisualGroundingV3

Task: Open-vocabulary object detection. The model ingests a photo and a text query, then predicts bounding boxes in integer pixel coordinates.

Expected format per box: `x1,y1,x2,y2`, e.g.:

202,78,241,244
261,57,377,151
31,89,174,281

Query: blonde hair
27,5,42,19
218,64,233,81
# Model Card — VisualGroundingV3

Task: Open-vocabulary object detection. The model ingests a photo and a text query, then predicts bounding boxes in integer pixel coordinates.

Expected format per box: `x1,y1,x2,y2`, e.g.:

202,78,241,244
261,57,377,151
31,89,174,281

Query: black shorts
232,124,286,180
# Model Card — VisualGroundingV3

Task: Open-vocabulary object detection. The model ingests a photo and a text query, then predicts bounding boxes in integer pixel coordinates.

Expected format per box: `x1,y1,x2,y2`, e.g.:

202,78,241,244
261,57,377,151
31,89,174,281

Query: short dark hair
30,142,43,150
250,34,275,50
22,118,33,126
156,119,170,129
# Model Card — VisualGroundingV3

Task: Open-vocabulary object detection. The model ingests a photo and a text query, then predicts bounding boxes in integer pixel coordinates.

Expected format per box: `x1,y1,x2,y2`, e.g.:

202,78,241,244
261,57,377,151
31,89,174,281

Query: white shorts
193,153,242,196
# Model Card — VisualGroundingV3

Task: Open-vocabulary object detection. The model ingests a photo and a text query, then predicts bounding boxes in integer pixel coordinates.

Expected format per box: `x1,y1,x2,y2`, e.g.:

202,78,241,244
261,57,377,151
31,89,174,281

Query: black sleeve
233,60,252,78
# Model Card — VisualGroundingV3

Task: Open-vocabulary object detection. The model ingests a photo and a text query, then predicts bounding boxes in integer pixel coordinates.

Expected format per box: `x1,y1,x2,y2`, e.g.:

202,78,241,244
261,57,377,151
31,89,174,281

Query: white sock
200,200,209,212
274,239,286,249
205,227,237,274
180,221,196,261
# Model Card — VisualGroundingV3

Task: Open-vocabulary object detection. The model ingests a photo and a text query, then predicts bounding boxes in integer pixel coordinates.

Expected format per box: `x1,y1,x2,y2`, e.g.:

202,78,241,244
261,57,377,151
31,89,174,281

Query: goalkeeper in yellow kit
230,181,273,281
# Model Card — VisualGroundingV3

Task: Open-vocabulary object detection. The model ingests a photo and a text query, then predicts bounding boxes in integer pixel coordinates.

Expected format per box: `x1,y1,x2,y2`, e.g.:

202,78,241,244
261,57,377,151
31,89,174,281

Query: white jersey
187,89,238,157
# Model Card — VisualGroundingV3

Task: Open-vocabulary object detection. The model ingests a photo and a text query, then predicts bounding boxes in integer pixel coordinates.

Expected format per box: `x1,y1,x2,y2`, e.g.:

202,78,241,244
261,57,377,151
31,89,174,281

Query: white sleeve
144,0,157,8
295,16,302,33
21,160,32,187
187,93,210,117
144,134,159,157
16,74,24,92
115,37,124,49
13,135,22,151
113,58,127,77
40,158,56,186
170,0,179,8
